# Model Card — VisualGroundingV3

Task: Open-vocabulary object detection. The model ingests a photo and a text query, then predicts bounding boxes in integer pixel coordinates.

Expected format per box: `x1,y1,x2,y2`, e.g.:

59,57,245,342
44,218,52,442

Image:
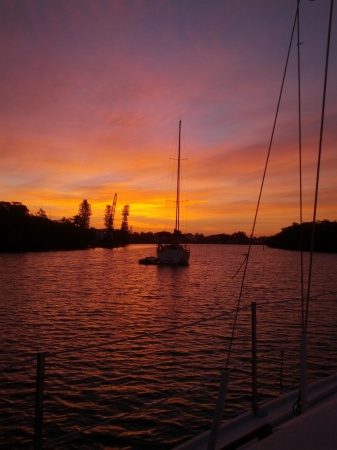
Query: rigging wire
296,1,305,332
225,3,300,370
304,0,334,333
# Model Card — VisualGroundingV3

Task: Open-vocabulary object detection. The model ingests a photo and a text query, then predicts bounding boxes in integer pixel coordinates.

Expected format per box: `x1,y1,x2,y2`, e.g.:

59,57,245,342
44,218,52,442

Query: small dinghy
138,256,159,265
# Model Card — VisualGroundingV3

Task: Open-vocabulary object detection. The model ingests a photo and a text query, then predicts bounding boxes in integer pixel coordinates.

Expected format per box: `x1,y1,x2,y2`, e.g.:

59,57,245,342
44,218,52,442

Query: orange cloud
1,1,336,236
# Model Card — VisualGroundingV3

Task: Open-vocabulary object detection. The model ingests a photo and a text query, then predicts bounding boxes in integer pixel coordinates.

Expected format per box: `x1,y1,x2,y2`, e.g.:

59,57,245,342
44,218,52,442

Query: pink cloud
1,1,336,235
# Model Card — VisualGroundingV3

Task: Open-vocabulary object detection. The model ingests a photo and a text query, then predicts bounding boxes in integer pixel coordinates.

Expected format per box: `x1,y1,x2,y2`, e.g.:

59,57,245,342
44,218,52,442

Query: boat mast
175,120,181,233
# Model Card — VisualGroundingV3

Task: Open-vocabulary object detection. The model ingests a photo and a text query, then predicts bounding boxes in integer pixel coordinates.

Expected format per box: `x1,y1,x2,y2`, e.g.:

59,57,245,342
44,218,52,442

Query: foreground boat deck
174,373,337,450
248,390,337,449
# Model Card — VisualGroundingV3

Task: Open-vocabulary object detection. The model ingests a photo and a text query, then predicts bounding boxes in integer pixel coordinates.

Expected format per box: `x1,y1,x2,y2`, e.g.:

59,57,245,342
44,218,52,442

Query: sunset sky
1,0,336,236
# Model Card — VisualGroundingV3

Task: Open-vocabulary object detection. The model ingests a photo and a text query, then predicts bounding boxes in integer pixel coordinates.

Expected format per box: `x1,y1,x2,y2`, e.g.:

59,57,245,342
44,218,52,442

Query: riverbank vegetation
0,201,94,252
267,220,337,253
1,201,336,252
0,201,131,252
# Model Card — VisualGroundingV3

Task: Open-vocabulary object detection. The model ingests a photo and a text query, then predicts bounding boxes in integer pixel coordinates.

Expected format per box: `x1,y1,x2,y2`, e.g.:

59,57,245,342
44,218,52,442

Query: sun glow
1,1,336,236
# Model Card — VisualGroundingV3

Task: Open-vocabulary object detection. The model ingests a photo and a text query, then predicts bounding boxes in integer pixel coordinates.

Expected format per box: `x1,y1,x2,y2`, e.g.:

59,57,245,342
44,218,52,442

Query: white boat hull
157,244,190,265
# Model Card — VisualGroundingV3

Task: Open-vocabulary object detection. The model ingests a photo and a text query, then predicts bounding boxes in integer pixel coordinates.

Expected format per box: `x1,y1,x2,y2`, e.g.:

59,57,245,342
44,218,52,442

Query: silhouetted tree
0,202,30,251
231,231,250,244
115,205,130,245
0,201,94,251
104,205,113,232
267,220,337,252
121,205,130,233
74,199,92,229
36,208,48,219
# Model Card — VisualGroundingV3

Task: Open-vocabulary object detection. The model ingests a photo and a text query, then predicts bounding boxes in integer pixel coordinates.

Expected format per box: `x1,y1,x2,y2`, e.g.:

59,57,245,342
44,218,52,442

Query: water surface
1,244,337,449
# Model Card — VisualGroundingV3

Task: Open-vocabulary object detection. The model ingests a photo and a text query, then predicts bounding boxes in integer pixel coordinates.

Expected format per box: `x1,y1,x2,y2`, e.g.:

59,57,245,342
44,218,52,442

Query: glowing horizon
1,1,336,237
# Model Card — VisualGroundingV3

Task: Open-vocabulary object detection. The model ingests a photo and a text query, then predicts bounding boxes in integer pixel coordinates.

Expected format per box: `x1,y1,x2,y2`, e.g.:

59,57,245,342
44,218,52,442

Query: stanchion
34,352,45,450
207,369,229,450
252,301,258,414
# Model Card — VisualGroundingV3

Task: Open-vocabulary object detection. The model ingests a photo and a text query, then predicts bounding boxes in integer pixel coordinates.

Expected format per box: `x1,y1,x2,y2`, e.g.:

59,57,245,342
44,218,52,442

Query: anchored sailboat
157,121,190,265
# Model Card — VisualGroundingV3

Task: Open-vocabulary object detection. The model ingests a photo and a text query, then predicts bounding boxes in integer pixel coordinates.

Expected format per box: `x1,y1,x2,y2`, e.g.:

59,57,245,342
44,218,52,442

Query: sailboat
156,120,190,265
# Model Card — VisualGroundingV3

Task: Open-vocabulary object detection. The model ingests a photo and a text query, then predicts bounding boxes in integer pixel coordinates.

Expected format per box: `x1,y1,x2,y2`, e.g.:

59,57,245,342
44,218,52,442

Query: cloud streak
1,0,336,236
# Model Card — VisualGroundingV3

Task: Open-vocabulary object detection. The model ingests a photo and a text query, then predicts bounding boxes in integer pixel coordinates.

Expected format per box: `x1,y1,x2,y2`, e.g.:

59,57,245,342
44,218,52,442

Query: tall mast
175,120,181,232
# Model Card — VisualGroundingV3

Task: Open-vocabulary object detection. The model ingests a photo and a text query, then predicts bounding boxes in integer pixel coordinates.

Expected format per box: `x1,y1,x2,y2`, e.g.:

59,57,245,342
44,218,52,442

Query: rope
225,3,300,370
296,0,305,332
304,0,334,333
230,254,248,280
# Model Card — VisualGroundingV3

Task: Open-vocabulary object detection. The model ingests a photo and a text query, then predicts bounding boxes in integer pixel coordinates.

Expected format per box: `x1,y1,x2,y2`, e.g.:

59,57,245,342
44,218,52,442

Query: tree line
0,200,130,252
0,200,262,252
129,230,262,245
1,200,336,252
267,220,337,252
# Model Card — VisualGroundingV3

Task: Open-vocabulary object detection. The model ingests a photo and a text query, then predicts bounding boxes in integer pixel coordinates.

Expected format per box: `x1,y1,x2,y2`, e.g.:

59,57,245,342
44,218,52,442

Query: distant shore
1,201,336,253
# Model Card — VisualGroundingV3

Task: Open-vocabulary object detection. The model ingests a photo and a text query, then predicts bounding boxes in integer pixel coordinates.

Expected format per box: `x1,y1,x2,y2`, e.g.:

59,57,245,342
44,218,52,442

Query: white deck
174,373,337,450
247,390,337,449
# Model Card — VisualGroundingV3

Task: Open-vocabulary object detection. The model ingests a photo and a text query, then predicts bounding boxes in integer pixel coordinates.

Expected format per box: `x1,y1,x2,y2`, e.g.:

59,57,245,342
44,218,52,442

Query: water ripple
1,245,337,448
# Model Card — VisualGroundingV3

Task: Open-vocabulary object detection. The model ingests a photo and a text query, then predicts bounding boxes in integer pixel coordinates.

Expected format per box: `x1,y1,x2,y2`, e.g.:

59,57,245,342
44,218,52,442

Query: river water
1,244,337,449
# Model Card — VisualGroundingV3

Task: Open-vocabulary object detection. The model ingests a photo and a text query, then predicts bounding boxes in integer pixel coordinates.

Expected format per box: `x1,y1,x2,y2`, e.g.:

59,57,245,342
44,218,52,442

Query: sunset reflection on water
1,245,337,448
